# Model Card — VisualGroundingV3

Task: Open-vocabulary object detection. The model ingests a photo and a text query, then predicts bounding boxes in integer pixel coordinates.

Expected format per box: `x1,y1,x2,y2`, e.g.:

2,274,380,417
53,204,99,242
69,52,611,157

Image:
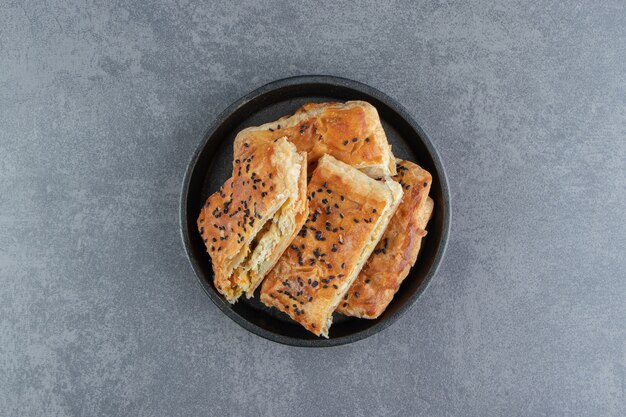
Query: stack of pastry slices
197,101,433,337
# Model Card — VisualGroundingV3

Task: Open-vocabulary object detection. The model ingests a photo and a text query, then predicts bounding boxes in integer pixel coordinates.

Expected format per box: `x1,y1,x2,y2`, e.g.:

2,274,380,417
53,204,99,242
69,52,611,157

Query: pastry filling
234,196,297,289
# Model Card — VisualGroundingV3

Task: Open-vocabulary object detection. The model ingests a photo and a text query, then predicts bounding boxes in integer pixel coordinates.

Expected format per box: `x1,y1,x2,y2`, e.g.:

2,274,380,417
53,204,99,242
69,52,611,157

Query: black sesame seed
365,137,370,142
352,137,358,142
312,281,318,288
244,142,249,148
343,140,349,145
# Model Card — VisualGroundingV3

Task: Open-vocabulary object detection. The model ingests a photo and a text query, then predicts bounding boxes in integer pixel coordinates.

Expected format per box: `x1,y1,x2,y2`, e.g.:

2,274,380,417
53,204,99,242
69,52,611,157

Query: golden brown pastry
336,160,434,319
233,101,396,178
197,137,308,303
260,155,403,337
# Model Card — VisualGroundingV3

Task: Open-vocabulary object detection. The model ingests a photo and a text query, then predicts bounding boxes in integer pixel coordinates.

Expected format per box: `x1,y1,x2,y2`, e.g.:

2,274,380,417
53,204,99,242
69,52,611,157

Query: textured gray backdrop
1,1,624,416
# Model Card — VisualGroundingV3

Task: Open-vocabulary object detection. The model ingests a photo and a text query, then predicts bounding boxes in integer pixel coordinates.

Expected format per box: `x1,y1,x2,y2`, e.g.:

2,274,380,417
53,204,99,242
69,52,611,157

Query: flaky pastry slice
197,138,308,303
233,101,396,178
337,160,434,318
260,155,403,337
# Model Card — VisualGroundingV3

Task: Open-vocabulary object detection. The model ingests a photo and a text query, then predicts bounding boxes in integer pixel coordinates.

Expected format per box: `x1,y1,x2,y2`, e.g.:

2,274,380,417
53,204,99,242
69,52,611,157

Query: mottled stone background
1,1,624,416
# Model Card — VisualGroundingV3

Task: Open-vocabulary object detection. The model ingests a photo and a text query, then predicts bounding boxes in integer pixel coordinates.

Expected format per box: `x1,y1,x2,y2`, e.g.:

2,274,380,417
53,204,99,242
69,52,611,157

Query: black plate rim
180,75,450,347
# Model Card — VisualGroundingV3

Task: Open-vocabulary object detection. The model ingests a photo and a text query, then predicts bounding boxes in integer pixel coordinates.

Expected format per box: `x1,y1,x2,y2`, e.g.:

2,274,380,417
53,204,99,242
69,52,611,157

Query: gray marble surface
1,1,624,416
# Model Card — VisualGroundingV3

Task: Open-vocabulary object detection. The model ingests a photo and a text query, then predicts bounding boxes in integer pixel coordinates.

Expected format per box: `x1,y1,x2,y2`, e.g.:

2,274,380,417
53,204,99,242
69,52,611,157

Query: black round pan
180,75,450,347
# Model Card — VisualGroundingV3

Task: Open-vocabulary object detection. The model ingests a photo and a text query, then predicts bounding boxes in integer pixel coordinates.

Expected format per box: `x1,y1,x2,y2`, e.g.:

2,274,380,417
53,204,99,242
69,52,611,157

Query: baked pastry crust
233,101,396,178
336,160,434,318
197,138,307,303
260,155,403,337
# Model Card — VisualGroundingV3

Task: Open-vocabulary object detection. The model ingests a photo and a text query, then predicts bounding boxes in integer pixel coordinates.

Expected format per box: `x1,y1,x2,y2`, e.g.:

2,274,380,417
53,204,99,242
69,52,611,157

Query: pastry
197,137,308,302
336,160,433,318
260,154,403,337
233,101,396,178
